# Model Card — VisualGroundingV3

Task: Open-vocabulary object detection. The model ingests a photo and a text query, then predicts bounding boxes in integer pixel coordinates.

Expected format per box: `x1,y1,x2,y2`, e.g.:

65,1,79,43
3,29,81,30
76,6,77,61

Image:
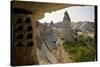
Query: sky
39,6,95,23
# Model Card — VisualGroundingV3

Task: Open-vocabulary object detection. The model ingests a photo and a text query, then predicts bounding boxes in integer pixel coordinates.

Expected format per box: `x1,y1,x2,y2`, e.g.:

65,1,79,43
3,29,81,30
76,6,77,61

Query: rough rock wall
36,22,58,64
11,13,38,65
36,22,72,64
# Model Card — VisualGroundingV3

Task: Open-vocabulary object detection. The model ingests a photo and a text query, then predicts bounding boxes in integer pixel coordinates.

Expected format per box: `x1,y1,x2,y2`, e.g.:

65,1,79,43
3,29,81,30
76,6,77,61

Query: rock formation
11,8,72,66
49,21,55,28
44,22,48,26
63,11,73,42
11,1,76,66
36,21,72,64
36,22,59,64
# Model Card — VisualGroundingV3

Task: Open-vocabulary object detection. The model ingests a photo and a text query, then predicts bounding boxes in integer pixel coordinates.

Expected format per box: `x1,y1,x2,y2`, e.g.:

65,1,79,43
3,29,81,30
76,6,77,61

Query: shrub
63,34,96,62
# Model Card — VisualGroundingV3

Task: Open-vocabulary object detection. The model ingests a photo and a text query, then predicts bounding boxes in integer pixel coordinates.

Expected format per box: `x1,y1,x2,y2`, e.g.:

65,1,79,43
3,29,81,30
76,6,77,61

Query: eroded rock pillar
63,11,73,42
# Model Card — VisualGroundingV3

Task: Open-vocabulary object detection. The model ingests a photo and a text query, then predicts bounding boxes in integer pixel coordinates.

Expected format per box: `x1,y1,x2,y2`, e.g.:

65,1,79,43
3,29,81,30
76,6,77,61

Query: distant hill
71,21,94,33
45,21,95,33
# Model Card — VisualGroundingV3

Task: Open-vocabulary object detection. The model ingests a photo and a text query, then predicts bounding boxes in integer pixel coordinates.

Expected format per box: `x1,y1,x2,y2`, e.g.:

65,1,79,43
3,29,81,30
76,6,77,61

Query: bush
63,34,96,62
73,46,96,62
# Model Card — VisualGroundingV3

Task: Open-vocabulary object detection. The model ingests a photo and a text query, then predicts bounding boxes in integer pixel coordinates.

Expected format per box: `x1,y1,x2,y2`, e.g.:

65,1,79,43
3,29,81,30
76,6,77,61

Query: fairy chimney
49,21,55,28
63,11,73,42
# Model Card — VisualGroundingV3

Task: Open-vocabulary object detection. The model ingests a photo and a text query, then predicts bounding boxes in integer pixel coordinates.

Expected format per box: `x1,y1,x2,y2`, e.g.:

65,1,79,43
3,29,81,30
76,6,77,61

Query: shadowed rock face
11,7,38,66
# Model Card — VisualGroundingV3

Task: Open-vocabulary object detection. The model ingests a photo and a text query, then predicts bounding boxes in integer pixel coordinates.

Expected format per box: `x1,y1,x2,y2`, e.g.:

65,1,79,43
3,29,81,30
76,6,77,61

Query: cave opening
26,33,32,39
27,41,34,46
16,42,24,47
25,17,31,23
16,33,24,39
26,26,32,31
16,18,23,24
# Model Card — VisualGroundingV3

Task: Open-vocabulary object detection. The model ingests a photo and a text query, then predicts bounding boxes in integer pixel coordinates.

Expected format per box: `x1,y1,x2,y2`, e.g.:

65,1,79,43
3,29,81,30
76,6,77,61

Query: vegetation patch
63,34,96,62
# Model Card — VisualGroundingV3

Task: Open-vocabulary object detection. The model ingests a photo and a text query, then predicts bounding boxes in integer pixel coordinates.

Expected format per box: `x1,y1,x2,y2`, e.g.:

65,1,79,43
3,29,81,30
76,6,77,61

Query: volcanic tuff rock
63,11,73,41
36,21,72,64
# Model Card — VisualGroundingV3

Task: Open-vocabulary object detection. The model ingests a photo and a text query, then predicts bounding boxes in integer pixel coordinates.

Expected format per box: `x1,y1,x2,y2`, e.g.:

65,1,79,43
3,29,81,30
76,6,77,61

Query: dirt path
55,39,73,63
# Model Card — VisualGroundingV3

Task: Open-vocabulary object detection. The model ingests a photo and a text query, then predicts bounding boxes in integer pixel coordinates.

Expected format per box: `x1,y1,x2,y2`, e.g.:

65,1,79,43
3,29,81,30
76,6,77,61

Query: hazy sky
39,6,94,23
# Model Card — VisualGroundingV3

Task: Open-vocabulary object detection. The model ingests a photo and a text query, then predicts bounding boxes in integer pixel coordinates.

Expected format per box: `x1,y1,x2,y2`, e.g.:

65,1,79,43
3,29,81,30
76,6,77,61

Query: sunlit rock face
36,22,59,64
36,22,72,64
63,11,73,42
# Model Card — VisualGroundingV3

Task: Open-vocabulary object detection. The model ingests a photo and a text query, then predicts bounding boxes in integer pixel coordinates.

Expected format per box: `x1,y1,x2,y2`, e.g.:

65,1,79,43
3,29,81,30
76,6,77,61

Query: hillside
45,21,94,33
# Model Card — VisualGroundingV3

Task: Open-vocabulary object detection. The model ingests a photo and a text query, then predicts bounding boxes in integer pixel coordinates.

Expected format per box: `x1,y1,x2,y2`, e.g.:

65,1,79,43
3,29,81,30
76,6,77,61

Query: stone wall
11,8,38,66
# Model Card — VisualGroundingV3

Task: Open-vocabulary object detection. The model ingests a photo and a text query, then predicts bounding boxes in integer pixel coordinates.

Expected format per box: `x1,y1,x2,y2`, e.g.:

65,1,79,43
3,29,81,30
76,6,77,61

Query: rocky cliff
35,21,72,64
